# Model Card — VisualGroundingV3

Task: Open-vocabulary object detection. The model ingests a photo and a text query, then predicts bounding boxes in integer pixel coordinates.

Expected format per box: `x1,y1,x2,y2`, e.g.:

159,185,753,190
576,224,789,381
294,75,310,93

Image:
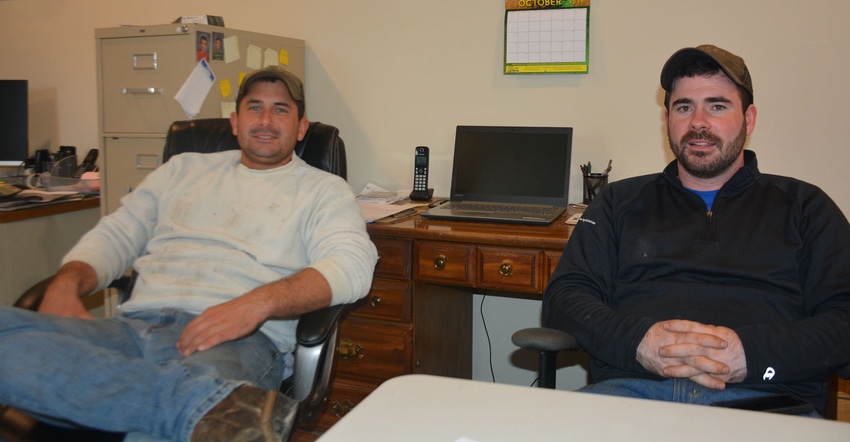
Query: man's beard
668,123,747,179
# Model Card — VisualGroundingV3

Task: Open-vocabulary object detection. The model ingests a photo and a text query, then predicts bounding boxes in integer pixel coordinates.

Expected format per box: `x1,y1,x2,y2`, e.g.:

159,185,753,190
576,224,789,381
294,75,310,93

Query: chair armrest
14,277,54,311
296,304,345,347
511,327,579,353
14,275,136,311
291,304,345,424
839,364,850,380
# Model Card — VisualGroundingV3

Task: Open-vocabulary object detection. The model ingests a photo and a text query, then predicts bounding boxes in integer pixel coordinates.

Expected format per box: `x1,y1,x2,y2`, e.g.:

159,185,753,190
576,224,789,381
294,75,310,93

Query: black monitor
0,80,28,167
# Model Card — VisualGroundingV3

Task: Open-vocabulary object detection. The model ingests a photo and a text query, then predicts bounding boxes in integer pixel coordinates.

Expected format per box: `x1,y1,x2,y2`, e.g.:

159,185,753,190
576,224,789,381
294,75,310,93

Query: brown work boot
191,385,298,442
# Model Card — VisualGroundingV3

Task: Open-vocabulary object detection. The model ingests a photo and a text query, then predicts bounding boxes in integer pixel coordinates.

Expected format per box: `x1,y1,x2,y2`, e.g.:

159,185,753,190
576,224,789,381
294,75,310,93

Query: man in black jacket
543,44,850,415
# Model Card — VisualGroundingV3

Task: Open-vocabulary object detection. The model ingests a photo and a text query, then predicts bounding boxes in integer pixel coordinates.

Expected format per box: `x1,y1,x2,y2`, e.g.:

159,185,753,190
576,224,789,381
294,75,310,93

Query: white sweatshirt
63,150,377,352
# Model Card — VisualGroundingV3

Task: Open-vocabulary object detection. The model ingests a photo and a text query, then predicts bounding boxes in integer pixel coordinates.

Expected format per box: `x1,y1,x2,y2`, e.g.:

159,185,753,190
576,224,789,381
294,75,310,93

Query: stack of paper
356,183,420,222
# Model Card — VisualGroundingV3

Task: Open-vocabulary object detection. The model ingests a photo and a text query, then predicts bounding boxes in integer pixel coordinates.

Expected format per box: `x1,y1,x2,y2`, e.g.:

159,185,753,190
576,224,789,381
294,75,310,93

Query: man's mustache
681,130,722,147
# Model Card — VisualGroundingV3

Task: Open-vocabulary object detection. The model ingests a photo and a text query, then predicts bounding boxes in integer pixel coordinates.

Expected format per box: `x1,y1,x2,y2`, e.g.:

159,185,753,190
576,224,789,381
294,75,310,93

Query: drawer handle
136,153,162,170
330,399,355,418
369,296,383,308
132,52,158,70
122,87,163,95
338,338,364,361
499,263,513,277
434,255,447,270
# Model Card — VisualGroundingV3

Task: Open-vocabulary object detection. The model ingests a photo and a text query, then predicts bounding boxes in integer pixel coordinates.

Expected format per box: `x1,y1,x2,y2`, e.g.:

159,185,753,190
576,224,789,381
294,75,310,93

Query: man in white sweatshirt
0,66,378,442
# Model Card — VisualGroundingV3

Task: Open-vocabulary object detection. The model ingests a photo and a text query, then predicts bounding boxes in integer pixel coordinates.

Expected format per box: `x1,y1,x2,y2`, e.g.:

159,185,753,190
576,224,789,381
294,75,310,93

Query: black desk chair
6,118,350,439
512,326,850,414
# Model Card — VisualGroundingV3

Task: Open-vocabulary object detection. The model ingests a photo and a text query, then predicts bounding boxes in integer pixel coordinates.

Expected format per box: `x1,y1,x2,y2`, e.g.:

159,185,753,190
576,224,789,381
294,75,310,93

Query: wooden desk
319,374,850,442
0,198,101,308
295,212,574,439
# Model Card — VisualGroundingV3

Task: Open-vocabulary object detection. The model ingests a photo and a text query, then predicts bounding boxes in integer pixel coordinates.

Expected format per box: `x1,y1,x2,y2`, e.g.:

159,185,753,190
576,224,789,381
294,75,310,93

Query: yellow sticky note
279,49,289,66
219,78,232,98
238,72,246,88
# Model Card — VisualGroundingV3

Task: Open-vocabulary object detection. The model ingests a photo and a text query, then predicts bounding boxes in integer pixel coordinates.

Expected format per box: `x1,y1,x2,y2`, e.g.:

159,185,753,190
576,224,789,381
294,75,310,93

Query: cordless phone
72,149,99,179
409,146,433,201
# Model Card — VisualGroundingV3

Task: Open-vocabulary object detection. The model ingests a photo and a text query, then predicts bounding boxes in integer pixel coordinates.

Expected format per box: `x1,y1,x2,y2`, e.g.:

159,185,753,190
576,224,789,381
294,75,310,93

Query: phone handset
72,149,99,179
409,146,433,201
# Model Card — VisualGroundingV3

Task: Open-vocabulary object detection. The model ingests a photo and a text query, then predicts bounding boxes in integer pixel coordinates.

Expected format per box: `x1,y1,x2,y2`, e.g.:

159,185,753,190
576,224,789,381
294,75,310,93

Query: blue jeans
0,306,289,442
580,378,822,417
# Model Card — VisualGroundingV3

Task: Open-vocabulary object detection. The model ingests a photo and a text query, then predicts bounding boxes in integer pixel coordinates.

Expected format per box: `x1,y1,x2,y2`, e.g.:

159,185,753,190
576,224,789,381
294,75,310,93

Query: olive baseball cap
236,66,305,111
660,44,753,101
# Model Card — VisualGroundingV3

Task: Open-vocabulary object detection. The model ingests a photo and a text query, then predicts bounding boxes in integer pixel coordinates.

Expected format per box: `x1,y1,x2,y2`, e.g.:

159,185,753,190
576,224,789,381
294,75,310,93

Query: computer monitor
0,80,28,167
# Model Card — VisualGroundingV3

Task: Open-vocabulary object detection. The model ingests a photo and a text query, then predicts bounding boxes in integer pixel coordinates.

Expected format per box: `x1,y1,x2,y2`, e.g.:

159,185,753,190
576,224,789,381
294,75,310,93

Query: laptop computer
421,125,572,225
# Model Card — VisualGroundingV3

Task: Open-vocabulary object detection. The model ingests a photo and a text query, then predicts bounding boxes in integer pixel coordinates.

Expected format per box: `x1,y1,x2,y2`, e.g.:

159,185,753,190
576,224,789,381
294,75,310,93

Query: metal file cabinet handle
122,87,163,95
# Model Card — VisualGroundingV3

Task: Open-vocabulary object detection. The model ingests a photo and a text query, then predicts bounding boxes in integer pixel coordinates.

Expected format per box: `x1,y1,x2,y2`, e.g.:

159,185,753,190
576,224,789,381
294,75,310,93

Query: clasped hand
636,319,747,389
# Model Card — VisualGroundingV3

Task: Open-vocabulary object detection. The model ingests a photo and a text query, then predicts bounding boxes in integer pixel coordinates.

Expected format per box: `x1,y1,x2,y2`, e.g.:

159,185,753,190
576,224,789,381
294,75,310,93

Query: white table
318,374,850,442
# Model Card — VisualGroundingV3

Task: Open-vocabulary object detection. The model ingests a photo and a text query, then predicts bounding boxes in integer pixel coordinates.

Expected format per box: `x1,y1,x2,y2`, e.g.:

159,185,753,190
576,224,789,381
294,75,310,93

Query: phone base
409,188,434,201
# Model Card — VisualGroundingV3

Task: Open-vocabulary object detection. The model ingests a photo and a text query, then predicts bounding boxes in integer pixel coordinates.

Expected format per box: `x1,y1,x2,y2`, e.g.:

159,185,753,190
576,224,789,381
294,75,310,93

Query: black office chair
512,326,850,414
5,118,350,439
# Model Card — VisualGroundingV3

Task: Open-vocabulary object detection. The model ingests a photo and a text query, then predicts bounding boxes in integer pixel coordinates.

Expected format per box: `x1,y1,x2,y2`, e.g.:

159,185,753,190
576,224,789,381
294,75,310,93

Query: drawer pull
330,399,354,418
499,263,513,277
136,153,162,170
369,296,383,308
338,338,364,361
433,255,447,270
122,87,163,95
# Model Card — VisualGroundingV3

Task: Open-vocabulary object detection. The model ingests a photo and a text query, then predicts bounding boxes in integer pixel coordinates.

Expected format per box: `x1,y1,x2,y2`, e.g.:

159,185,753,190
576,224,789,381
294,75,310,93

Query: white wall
2,1,848,390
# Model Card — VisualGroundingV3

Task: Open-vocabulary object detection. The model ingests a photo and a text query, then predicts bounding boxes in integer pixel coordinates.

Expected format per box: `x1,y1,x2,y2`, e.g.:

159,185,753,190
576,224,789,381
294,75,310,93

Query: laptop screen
450,125,573,206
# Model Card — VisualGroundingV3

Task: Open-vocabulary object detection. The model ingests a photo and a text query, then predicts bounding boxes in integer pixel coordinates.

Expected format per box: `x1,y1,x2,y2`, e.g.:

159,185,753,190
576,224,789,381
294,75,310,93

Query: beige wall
1,1,848,213
2,1,849,388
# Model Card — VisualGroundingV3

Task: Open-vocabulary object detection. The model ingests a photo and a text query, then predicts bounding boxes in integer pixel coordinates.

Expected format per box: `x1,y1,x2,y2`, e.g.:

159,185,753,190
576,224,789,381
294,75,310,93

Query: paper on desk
356,184,422,222
358,183,409,204
174,59,216,119
357,201,415,223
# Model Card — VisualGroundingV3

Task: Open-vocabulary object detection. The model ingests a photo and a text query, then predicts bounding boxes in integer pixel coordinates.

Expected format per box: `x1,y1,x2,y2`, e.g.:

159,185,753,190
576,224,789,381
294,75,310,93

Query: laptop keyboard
445,202,563,216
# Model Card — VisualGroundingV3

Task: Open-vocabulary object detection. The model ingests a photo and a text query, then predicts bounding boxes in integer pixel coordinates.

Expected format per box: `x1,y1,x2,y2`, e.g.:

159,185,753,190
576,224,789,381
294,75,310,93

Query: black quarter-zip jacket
544,150,850,413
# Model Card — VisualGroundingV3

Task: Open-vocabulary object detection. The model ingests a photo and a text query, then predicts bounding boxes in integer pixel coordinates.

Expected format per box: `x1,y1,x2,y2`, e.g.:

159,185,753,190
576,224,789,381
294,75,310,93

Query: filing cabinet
95,24,305,215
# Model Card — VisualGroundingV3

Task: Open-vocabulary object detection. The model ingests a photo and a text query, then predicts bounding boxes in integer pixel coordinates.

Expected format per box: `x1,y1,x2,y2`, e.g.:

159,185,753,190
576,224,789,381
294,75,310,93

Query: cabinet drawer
335,320,411,384
414,241,474,286
546,250,562,287
102,137,164,215
372,237,411,281
304,381,374,433
478,246,544,293
100,34,197,133
346,279,412,323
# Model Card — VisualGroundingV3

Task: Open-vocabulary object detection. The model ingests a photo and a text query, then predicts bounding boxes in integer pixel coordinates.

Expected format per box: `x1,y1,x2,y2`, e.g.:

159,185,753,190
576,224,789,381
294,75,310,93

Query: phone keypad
414,168,427,190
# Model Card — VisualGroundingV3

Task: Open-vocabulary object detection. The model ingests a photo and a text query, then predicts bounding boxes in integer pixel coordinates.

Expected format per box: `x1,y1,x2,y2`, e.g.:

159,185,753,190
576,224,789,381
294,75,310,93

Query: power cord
479,293,496,382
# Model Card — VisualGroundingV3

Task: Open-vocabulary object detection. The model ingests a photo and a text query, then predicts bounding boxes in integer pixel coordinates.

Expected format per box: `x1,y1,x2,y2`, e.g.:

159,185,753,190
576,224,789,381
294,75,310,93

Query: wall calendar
504,0,590,74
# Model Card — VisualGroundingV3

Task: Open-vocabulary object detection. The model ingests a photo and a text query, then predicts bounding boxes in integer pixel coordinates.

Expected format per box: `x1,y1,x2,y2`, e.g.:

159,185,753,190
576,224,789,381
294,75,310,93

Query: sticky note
219,78,232,98
279,49,289,66
223,36,240,63
264,48,279,67
221,101,236,117
246,44,262,70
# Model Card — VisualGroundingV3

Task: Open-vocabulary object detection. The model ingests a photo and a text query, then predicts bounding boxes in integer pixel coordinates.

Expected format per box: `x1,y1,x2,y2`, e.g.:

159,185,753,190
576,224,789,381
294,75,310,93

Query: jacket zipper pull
706,210,713,223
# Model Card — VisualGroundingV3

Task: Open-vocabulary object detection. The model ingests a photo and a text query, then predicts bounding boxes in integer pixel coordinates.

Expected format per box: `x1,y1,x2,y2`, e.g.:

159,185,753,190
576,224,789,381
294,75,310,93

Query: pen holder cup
582,173,608,204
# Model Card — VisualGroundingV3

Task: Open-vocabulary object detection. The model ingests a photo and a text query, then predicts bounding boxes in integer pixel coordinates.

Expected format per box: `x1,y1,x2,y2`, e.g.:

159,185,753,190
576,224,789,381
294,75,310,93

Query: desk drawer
302,381,374,433
414,241,474,286
335,320,412,384
372,237,411,281
478,246,544,293
346,279,412,323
